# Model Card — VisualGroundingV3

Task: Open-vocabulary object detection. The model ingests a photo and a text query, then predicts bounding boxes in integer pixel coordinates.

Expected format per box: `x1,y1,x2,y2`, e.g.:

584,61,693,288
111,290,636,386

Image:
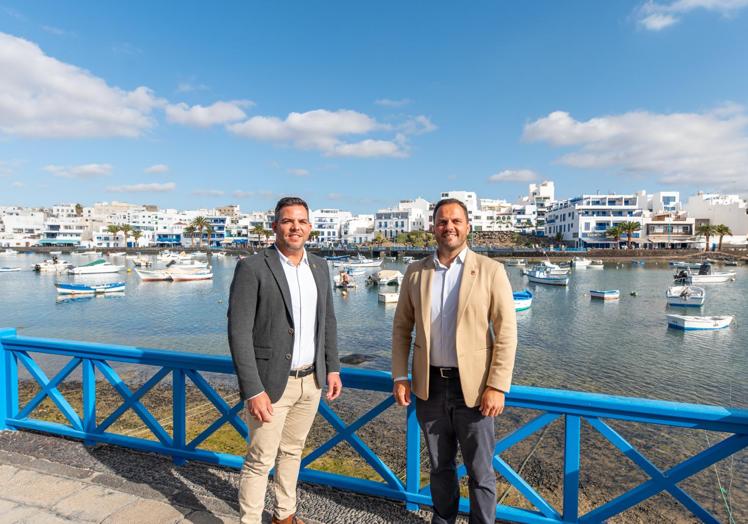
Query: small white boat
169,270,213,281
590,289,620,301
674,264,736,284
371,269,404,286
55,281,126,295
378,292,400,303
333,255,383,268
107,251,126,257
384,256,397,262
135,268,172,281
132,255,152,267
68,259,124,275
572,257,591,268
0,267,21,272
77,250,102,256
666,314,734,331
513,289,533,311
666,286,705,307
527,270,569,286
211,251,228,257
669,261,702,269
33,259,71,273
524,262,569,276
345,267,366,276
2,249,17,256
49,250,63,256
402,256,414,264
505,259,526,267
588,260,604,270
157,250,179,262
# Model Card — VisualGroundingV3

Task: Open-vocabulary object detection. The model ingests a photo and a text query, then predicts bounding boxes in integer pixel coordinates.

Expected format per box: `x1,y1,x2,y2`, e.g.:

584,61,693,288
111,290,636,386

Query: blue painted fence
1,328,746,523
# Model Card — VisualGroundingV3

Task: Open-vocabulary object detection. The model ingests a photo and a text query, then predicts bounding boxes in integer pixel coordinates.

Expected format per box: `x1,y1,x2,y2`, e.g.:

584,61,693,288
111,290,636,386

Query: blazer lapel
456,249,477,326
420,257,434,342
310,257,325,331
264,247,293,322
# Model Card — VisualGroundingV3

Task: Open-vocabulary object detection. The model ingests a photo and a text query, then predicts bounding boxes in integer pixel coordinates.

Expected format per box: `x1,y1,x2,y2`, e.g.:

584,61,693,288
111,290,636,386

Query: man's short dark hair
432,198,469,224
274,196,309,222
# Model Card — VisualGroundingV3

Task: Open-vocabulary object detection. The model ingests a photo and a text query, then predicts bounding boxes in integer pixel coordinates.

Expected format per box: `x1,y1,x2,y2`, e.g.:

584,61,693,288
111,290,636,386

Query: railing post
405,401,421,511
0,328,18,431
172,368,187,466
82,359,96,445
563,415,581,523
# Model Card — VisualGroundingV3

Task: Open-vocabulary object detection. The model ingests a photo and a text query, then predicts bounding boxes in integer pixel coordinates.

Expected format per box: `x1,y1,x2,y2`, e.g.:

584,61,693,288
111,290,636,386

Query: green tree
606,225,622,248
714,224,732,251
183,225,196,247
309,230,321,243
74,203,83,217
106,224,122,246
696,223,716,252
119,224,132,248
251,224,266,245
131,230,142,247
204,225,214,250
191,216,209,249
373,232,385,246
619,221,641,249
262,229,272,244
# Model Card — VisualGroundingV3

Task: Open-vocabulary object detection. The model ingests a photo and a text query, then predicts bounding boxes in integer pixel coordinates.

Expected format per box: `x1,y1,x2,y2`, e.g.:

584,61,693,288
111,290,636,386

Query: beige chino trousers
239,373,321,523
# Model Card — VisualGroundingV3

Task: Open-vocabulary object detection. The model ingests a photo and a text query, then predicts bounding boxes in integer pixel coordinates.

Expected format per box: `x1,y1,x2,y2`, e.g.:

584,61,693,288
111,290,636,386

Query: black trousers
416,367,497,524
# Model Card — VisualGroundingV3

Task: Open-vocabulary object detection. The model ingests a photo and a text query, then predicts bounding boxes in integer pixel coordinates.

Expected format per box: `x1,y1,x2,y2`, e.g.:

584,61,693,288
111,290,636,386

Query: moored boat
135,268,172,281
590,289,620,300
34,259,71,273
588,260,604,269
333,254,383,268
666,285,705,307
666,314,733,330
527,270,569,286
0,267,21,272
169,270,213,281
55,281,126,295
371,269,404,286
513,289,533,311
571,257,591,268
68,259,124,275
378,292,399,303
673,263,735,284
506,258,526,267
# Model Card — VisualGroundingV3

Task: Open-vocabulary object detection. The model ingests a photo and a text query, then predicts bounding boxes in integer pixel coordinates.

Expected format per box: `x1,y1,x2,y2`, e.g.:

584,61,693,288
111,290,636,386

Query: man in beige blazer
392,198,517,524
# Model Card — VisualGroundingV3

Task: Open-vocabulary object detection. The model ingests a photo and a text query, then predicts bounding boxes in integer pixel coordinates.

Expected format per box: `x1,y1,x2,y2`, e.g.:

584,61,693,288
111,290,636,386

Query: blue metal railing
1,328,746,523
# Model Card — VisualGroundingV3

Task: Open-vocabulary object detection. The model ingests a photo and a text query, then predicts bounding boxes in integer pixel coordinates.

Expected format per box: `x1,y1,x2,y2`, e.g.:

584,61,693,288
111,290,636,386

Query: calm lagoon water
0,252,746,409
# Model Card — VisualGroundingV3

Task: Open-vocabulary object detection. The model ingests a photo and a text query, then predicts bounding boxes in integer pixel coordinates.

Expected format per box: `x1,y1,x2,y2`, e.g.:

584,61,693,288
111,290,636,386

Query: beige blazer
391,249,517,408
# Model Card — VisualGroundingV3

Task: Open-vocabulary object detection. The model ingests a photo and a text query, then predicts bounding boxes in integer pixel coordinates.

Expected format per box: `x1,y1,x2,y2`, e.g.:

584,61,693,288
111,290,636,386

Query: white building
545,194,644,248
684,192,748,246
0,208,45,247
514,181,555,235
640,212,696,249
341,214,375,244
310,209,353,244
375,198,430,240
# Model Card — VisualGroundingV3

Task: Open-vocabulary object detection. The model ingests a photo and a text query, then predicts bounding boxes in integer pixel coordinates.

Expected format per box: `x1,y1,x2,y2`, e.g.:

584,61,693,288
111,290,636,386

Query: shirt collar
276,246,309,267
433,246,468,270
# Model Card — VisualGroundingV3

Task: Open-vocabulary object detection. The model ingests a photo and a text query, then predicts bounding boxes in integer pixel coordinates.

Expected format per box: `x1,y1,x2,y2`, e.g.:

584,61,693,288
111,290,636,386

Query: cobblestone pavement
0,430,448,524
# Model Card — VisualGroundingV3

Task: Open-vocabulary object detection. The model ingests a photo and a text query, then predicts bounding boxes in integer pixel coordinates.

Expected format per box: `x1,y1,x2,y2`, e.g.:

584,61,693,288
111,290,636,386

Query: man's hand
326,373,343,401
479,387,505,417
247,392,274,423
393,380,411,407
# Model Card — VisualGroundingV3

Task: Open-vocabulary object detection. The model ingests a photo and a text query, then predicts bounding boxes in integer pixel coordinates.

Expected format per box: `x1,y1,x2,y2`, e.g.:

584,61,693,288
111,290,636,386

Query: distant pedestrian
228,196,342,524
391,198,518,524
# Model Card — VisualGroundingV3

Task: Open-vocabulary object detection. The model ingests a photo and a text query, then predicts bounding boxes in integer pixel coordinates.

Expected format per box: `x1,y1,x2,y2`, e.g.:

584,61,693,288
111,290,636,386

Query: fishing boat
588,260,604,270
169,270,213,281
673,263,735,284
33,259,71,273
135,268,172,281
68,259,124,275
0,267,21,272
590,289,620,301
168,259,209,269
107,251,126,257
345,267,366,276
49,250,62,256
506,258,526,267
526,270,569,286
132,255,152,267
724,259,738,266
666,285,705,307
402,256,414,264
157,250,179,262
571,257,591,268
333,254,383,268
513,289,533,311
378,292,400,303
55,281,126,295
666,314,734,330
370,269,404,286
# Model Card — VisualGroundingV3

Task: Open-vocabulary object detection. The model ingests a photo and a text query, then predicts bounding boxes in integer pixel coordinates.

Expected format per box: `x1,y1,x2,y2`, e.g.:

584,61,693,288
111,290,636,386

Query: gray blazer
227,246,340,402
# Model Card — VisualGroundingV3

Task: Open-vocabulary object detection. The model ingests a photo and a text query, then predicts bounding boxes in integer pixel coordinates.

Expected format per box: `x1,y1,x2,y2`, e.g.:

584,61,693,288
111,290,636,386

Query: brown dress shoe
271,515,304,524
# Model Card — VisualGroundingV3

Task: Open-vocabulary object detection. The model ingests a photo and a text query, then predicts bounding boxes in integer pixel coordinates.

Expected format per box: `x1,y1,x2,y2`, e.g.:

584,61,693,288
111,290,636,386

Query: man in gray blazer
228,196,342,524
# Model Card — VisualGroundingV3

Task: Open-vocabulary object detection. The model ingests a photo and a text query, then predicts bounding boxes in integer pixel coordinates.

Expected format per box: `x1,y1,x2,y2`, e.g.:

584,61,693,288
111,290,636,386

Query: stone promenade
0,430,445,524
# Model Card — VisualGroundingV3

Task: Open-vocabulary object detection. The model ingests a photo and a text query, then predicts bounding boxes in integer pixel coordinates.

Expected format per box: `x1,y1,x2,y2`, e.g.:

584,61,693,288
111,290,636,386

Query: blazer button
285,354,292,360
288,328,294,335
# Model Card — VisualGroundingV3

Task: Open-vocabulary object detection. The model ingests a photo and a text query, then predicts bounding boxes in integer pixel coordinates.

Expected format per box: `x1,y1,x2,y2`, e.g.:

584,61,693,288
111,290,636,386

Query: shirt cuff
393,376,409,382
248,390,265,400
328,371,340,374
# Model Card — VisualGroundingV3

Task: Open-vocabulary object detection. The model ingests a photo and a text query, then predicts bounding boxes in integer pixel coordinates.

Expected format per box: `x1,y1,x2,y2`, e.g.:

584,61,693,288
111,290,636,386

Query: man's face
434,203,470,252
272,205,312,253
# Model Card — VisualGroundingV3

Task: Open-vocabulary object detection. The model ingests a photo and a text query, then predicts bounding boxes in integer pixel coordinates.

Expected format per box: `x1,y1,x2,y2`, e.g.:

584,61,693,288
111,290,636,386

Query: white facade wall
310,209,352,243
684,193,748,245
341,215,375,244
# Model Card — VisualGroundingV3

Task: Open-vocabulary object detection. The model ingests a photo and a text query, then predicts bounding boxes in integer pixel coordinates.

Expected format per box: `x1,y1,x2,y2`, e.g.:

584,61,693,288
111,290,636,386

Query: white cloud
637,0,748,30
227,109,432,158
0,32,163,138
144,163,169,174
107,182,176,193
327,192,344,200
232,189,276,199
192,189,225,197
523,106,748,190
176,81,209,93
489,169,538,182
165,100,252,127
44,163,112,178
287,168,310,177
375,98,412,108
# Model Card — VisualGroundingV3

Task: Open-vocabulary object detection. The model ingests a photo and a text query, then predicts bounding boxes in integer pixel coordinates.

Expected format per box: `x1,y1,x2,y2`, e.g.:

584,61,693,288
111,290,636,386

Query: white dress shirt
277,248,318,370
430,247,467,368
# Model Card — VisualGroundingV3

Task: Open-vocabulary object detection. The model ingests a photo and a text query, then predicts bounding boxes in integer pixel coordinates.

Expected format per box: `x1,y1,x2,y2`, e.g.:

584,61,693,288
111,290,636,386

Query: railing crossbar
185,369,248,449
494,455,561,519
16,355,81,423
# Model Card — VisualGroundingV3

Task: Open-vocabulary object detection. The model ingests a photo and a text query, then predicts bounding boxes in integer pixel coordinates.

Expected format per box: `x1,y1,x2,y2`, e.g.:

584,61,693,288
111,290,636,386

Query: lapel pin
471,270,476,276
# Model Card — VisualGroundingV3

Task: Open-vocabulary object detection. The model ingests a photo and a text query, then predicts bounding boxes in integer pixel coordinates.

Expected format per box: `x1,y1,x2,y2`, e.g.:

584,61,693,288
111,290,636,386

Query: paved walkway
0,430,441,524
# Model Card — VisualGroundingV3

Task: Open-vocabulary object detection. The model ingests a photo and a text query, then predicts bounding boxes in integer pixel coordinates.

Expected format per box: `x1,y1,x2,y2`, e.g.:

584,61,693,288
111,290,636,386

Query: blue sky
2,1,748,213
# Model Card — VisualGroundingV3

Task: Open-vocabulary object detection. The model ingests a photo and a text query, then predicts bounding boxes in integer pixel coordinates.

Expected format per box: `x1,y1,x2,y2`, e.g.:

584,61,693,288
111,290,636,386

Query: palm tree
191,216,209,249
119,224,132,248
713,224,732,251
131,230,143,248
204,225,214,250
251,224,266,245
309,231,321,243
619,221,641,249
606,225,622,248
262,229,272,245
183,225,196,247
696,223,716,252
106,224,121,247
74,203,83,217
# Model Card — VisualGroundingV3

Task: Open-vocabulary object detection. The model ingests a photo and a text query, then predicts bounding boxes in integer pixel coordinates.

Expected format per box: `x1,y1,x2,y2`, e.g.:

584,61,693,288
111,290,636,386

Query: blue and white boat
527,270,569,286
513,289,533,311
55,281,126,295
666,314,733,330
590,289,620,300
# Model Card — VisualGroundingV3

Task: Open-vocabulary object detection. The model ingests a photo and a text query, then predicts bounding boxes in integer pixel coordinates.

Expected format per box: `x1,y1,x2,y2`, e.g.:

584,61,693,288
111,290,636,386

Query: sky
1,0,748,213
